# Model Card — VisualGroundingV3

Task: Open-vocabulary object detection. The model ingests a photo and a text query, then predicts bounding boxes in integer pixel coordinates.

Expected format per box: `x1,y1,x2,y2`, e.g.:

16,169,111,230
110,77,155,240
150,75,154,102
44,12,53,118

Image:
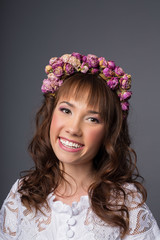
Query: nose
65,117,82,137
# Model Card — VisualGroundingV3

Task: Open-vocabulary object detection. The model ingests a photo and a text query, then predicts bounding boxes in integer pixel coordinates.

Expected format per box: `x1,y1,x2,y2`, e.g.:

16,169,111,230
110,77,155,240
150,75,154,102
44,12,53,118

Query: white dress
0,179,160,240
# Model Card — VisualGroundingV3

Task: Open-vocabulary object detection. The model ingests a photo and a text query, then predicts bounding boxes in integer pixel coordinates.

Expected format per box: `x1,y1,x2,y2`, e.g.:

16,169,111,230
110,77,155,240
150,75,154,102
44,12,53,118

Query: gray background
1,0,160,226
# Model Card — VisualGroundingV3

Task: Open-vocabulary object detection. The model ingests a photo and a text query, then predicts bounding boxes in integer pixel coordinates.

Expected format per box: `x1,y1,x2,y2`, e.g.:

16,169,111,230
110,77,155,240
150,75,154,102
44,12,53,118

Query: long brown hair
18,72,146,237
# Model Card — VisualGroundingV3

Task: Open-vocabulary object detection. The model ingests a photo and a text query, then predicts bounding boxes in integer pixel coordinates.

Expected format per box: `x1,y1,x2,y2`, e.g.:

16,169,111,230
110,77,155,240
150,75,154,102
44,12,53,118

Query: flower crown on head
41,52,132,113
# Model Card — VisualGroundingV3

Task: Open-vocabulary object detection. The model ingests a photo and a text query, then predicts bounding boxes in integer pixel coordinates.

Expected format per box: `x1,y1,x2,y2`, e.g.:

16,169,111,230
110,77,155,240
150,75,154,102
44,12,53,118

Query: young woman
1,53,160,239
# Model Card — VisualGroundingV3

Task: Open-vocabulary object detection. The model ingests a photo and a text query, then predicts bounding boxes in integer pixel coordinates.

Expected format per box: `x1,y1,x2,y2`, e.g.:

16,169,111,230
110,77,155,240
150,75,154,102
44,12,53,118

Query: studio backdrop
1,0,160,226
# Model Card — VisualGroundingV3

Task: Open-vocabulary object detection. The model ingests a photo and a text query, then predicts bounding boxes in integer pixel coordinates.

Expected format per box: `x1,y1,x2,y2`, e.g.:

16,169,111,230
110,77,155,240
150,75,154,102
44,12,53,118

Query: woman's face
50,95,105,166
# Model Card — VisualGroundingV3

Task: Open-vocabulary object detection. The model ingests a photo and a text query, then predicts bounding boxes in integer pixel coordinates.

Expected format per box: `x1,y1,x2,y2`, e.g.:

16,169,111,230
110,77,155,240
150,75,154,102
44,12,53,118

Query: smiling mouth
59,137,84,149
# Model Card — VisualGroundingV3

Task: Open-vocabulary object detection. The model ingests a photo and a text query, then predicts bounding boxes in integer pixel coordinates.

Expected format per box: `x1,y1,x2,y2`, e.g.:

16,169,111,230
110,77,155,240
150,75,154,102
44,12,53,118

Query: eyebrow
59,101,100,114
60,101,74,107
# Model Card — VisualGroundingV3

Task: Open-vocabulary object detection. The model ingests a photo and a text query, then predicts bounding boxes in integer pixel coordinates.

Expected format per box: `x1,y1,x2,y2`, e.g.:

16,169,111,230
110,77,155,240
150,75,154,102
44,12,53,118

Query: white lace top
0,180,160,240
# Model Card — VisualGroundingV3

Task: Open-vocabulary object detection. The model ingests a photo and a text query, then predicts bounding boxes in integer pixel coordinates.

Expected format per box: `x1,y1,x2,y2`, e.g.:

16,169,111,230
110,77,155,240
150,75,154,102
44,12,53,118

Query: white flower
60,54,71,63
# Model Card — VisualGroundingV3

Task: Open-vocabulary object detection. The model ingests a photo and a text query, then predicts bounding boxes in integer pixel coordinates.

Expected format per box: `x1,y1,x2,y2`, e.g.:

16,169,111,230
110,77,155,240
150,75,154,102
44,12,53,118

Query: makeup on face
50,97,105,165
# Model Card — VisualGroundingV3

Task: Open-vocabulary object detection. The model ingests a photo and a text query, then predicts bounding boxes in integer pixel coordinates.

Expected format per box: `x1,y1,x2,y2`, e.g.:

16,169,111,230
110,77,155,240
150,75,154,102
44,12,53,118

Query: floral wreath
41,52,132,113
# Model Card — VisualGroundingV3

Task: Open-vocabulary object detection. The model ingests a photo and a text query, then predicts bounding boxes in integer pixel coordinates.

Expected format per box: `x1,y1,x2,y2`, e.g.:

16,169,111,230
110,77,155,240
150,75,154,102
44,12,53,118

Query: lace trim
1,180,158,239
2,190,18,236
84,207,120,240
1,186,89,236
128,204,154,235
1,181,52,237
124,184,155,235
84,184,155,238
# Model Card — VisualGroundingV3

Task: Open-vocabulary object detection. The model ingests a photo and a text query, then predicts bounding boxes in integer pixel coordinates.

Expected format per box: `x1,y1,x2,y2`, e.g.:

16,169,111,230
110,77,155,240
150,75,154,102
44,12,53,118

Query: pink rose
60,54,71,63
107,61,116,70
80,62,89,73
82,55,87,63
115,66,124,76
87,54,99,68
103,67,113,77
53,66,63,77
49,57,58,65
52,59,64,69
71,52,82,61
68,56,81,70
41,79,53,93
107,77,119,89
118,91,132,101
121,102,129,111
48,73,58,81
64,63,75,75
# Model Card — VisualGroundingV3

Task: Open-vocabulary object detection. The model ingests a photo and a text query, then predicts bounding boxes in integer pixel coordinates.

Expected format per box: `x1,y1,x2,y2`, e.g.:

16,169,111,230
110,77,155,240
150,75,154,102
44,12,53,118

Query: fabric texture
0,179,160,240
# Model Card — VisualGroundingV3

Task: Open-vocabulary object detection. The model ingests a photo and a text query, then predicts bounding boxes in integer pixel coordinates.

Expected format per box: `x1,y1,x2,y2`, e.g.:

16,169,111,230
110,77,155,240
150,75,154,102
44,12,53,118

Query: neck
57,162,96,197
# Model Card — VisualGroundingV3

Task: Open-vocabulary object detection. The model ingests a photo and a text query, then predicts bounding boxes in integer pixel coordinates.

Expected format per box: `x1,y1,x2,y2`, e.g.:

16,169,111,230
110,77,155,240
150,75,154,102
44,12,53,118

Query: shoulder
0,179,23,239
1,179,22,205
1,179,22,207
122,183,160,239
0,179,54,239
122,182,143,207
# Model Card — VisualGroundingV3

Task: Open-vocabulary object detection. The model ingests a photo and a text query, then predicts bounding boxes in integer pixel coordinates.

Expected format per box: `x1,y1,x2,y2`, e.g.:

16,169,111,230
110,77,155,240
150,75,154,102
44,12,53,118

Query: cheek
50,112,62,137
86,128,105,147
51,114,58,129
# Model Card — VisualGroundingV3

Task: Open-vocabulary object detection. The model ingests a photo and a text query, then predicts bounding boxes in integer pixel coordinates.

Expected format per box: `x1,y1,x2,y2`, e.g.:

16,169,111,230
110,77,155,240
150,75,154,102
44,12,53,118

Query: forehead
57,94,100,111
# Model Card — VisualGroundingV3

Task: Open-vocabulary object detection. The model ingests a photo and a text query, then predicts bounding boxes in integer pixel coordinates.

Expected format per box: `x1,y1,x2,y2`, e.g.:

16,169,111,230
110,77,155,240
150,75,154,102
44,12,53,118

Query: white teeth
60,138,83,149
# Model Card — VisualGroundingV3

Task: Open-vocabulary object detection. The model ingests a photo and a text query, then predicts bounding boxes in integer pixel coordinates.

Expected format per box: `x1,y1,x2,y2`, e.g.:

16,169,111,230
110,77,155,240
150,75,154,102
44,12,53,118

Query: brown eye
88,117,99,123
60,108,71,114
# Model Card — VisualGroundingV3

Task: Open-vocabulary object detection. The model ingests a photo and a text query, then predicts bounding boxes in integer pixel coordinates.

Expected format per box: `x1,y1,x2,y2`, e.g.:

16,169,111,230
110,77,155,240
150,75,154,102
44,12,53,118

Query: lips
59,137,84,149
58,137,84,152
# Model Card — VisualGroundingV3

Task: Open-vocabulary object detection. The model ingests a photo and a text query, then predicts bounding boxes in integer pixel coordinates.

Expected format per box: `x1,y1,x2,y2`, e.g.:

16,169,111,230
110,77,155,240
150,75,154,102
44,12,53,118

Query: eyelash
59,107,100,123
59,107,71,114
88,117,100,123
